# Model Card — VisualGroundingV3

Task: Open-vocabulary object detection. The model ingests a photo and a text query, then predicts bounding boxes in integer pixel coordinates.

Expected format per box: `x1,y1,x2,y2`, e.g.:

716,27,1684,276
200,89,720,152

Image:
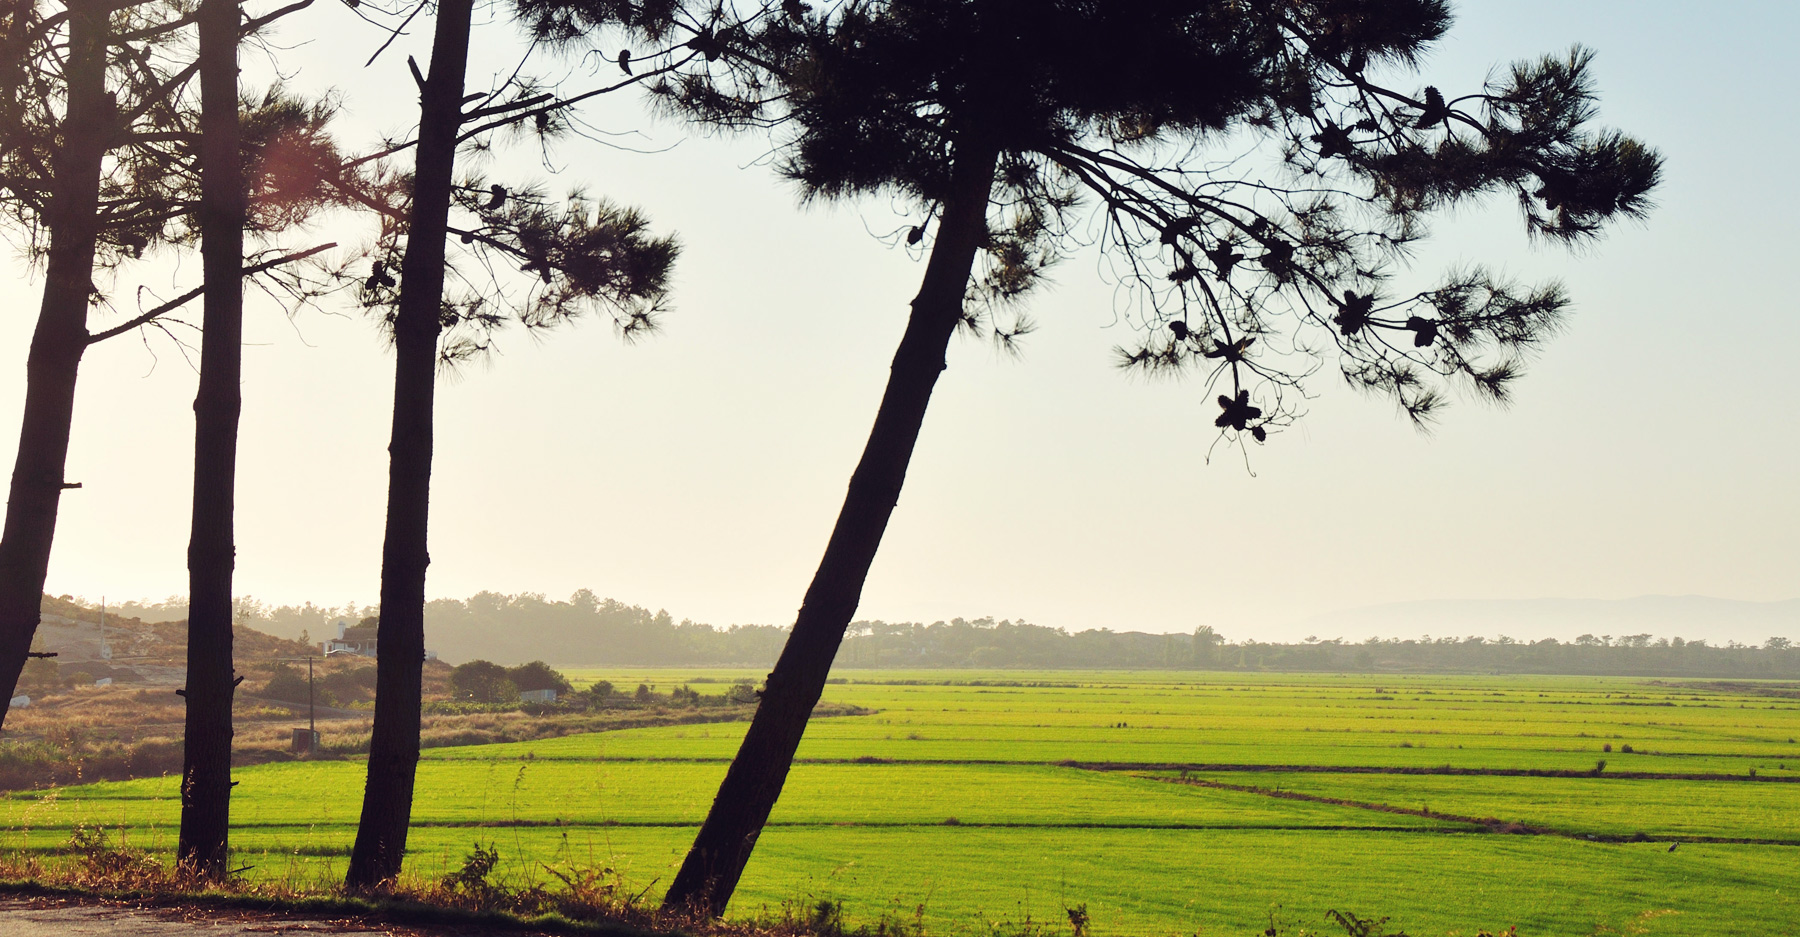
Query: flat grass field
6,671,1799,936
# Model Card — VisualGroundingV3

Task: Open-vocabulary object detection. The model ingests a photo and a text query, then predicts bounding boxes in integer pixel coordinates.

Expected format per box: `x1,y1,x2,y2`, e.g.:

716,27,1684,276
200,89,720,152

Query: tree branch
86,243,336,345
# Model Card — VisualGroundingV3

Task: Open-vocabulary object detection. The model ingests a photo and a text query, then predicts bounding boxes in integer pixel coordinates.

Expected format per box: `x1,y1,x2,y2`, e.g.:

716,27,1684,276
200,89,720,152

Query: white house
322,619,377,658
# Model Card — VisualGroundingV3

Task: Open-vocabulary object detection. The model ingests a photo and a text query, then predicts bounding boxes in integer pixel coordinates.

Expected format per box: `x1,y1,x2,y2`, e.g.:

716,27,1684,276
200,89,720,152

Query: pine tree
175,0,248,880
654,0,1661,914
179,65,346,886
0,0,340,730
342,0,679,888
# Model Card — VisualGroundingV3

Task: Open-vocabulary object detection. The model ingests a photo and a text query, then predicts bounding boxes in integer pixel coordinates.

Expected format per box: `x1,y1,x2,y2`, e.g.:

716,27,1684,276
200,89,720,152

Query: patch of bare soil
0,897,425,936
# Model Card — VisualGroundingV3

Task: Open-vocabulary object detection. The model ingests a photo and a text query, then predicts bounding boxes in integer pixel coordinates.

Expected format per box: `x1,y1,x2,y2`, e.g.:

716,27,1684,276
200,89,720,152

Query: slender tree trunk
176,0,245,878
344,0,472,889
0,0,110,727
661,136,1000,917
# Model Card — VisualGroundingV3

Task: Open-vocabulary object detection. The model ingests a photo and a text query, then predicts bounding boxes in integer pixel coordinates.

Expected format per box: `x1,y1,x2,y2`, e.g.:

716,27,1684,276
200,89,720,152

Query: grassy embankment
0,658,813,790
4,671,1797,936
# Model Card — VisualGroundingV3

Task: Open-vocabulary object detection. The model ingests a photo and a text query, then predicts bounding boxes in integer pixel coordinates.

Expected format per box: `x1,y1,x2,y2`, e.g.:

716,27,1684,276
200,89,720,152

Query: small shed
519,688,557,703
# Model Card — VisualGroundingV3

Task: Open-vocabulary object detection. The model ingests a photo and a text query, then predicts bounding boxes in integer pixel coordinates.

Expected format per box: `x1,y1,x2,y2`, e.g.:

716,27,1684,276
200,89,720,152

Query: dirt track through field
1060,759,1799,781
1135,772,1800,847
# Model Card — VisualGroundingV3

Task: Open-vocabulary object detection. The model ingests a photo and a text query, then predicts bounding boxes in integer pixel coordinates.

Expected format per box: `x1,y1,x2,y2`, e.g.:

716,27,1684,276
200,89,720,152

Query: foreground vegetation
2,671,1795,934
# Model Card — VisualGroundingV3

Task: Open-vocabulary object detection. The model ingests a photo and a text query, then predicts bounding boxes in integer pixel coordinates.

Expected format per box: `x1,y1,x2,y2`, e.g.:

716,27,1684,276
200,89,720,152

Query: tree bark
176,0,245,878
661,135,1000,917
344,0,472,889
0,0,111,727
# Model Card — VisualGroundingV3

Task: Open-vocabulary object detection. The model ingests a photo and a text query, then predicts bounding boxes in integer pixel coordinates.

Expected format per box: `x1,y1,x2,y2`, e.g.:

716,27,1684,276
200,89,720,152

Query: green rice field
5,671,1798,935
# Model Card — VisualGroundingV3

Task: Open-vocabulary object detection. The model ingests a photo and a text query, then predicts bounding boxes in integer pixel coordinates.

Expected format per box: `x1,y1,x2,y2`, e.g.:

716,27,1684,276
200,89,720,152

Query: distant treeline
69,592,789,666
837,619,1800,678
58,592,1800,677
421,592,790,666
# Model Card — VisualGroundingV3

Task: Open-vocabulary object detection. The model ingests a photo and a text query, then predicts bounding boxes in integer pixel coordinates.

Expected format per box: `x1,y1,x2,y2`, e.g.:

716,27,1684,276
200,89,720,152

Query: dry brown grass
0,680,867,793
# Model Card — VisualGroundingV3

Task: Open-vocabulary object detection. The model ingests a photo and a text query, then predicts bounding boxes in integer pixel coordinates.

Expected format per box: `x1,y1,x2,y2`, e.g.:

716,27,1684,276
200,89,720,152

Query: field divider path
400,819,1460,832
1131,772,1800,847
1057,760,1798,782
485,754,1800,782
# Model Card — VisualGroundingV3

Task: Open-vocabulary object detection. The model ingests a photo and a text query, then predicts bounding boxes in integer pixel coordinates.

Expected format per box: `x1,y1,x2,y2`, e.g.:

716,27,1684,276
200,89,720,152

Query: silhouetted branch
86,243,337,344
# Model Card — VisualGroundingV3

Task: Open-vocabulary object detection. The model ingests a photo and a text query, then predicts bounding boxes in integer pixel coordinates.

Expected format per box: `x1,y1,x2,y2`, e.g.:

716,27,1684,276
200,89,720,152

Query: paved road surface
0,899,446,936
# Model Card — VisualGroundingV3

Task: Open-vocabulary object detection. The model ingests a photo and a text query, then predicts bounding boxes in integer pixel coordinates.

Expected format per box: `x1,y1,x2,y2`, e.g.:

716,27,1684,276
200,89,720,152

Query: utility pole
279,655,320,753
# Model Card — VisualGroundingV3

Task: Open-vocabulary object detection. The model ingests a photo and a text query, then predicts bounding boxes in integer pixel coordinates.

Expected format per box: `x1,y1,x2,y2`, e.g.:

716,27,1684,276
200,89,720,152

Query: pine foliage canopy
657,0,1661,432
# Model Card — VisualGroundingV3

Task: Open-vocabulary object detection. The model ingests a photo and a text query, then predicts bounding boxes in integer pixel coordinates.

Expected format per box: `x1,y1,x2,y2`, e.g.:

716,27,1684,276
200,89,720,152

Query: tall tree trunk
176,0,245,878
344,0,472,889
661,136,1000,917
0,0,111,727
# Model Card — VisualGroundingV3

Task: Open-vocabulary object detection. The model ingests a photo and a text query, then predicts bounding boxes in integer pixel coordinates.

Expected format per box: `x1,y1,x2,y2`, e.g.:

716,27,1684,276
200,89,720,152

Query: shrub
1066,903,1089,937
19,653,58,692
506,661,572,695
68,825,163,887
262,662,310,703
319,665,377,705
440,841,503,901
451,660,518,703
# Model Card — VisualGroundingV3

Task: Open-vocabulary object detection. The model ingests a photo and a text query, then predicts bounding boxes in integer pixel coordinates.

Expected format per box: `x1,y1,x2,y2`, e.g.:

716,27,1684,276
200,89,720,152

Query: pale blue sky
2,1,1794,640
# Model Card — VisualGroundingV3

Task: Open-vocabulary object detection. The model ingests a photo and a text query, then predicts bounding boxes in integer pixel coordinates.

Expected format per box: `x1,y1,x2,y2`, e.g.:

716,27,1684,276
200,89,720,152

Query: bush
451,660,518,703
440,841,503,901
319,665,378,705
262,662,310,703
19,653,58,692
506,660,572,695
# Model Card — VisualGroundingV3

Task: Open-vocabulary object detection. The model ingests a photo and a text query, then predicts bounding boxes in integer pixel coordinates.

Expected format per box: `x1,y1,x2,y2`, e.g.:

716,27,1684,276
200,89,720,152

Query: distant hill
31,594,319,688
1294,596,1800,645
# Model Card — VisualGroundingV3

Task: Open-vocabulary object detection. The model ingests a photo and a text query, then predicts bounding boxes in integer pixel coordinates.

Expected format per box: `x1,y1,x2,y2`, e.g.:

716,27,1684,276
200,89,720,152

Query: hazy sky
3,0,1795,642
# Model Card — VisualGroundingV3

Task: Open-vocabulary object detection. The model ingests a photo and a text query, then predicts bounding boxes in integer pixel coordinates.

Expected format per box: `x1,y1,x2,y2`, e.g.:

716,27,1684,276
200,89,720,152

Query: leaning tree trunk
661,136,1000,917
176,0,246,878
0,0,111,727
343,0,472,889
